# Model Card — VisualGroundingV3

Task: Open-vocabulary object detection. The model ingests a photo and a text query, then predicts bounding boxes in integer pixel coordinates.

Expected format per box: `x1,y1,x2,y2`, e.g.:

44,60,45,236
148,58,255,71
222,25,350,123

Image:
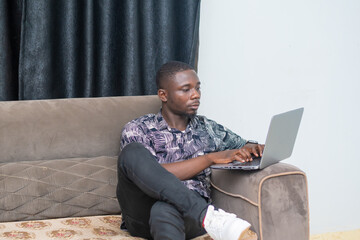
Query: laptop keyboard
233,157,261,166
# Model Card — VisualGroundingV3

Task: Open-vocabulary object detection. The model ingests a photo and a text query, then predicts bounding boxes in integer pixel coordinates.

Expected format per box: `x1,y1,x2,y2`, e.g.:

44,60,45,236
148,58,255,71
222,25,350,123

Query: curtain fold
0,0,22,100
0,0,201,100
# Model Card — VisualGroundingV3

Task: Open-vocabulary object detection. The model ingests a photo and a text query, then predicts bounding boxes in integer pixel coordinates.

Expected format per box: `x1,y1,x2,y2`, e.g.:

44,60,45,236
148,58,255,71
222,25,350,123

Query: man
117,61,264,240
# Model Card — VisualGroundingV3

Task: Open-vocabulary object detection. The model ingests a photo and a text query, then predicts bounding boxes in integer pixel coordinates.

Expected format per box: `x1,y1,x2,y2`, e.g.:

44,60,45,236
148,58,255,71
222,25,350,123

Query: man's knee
121,142,147,158
119,142,148,168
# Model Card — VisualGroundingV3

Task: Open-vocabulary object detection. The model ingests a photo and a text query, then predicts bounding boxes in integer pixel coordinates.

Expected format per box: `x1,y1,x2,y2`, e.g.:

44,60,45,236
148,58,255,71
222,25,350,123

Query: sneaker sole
238,228,258,240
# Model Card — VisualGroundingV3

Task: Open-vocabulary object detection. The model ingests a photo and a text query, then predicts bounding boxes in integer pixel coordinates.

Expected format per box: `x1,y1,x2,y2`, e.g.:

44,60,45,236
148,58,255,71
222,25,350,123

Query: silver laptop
211,107,304,170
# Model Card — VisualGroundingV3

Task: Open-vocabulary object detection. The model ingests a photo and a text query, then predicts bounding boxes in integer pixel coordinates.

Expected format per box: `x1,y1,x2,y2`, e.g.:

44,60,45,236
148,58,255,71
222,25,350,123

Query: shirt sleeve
204,117,247,151
120,121,157,157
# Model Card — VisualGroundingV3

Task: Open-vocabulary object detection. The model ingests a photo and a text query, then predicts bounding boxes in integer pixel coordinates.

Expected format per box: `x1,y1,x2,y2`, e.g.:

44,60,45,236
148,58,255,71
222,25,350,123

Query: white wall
198,0,360,235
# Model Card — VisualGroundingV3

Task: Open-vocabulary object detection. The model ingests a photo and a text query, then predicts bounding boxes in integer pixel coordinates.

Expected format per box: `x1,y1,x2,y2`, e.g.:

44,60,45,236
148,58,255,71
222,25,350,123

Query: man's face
161,69,201,117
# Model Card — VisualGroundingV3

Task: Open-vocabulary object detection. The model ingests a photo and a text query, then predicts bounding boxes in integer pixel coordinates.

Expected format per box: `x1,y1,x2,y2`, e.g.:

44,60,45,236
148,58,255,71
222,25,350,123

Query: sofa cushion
0,96,160,163
0,156,120,222
0,215,211,240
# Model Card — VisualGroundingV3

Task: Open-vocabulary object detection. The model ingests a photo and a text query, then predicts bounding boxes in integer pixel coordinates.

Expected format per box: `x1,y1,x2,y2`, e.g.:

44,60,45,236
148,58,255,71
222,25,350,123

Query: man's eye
182,89,190,92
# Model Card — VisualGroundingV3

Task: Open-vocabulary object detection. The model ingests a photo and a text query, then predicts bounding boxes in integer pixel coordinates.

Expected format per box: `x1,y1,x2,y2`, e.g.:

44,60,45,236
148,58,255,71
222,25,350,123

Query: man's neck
161,109,190,131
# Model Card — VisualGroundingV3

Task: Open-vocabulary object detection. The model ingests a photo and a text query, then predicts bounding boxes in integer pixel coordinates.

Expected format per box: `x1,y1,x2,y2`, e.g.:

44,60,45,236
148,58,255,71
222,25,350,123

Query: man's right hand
207,145,265,165
206,149,245,164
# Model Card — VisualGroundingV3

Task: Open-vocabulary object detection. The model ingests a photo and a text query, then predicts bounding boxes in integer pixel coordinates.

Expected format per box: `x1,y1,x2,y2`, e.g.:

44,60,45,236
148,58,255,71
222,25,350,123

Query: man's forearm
161,155,213,181
160,146,262,181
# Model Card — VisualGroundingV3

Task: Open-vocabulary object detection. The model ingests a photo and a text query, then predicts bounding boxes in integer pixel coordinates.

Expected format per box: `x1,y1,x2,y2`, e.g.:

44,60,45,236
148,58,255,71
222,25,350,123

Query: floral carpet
0,215,211,240
310,229,360,240
3,214,356,240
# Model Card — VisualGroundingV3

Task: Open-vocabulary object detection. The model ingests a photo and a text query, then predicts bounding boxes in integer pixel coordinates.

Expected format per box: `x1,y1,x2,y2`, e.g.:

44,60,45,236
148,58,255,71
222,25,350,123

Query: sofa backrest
0,95,161,163
0,96,161,221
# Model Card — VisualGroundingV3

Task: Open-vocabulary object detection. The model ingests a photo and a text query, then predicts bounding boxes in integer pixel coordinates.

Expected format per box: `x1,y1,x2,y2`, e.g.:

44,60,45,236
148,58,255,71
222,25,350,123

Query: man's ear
158,89,167,102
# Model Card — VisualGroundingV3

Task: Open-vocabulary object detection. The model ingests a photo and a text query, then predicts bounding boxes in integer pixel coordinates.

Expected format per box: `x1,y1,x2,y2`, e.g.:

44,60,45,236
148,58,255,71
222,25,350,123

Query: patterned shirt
120,111,247,200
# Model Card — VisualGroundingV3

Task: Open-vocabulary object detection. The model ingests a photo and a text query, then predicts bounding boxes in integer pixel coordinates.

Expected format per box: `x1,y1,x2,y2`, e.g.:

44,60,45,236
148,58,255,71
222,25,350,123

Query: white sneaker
203,205,251,240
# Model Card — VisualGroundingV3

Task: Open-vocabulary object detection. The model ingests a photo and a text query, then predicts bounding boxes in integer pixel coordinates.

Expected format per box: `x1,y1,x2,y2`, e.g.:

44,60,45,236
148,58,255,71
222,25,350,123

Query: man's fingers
234,152,248,163
252,147,259,157
258,144,265,156
256,145,263,157
233,144,265,163
251,144,264,157
239,149,253,162
234,154,245,162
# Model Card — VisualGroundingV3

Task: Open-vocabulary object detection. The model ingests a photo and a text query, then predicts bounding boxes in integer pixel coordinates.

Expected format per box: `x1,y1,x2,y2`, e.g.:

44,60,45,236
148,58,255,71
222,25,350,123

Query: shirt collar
156,110,198,133
155,111,169,131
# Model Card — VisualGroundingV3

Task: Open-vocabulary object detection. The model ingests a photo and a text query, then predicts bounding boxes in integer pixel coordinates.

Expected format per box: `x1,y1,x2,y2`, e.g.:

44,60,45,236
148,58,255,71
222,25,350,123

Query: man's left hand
237,143,265,162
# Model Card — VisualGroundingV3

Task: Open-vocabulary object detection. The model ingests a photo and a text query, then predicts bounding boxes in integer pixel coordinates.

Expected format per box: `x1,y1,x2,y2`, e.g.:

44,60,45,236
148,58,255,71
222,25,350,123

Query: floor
310,229,360,240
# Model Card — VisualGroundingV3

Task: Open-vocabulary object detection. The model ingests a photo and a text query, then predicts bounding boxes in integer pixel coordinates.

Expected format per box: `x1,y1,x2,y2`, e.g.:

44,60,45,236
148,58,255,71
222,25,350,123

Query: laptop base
211,158,261,170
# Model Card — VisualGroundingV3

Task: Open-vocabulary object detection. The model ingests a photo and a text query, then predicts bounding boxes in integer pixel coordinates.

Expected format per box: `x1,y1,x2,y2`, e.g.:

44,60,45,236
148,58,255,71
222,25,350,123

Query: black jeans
116,142,208,240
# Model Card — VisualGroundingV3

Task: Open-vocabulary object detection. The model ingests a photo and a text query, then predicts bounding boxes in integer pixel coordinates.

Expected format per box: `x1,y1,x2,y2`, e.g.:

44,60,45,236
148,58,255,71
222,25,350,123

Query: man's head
156,61,201,117
156,61,195,90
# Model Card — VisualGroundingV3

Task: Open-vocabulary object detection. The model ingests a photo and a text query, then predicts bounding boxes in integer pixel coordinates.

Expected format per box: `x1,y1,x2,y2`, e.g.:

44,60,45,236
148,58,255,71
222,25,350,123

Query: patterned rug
310,229,360,240
2,214,357,240
0,215,211,240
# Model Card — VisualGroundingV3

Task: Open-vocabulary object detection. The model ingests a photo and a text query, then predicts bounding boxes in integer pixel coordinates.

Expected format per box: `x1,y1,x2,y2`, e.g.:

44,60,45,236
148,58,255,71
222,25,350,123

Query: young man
117,61,264,240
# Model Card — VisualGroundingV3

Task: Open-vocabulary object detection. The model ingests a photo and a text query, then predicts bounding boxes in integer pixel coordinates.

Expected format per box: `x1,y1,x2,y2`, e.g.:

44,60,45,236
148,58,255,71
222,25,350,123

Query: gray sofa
0,95,309,240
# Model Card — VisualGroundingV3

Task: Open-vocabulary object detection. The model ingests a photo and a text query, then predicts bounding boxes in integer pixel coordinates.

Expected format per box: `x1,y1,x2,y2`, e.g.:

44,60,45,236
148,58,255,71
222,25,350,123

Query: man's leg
116,142,208,239
150,201,207,240
117,158,156,238
117,142,256,240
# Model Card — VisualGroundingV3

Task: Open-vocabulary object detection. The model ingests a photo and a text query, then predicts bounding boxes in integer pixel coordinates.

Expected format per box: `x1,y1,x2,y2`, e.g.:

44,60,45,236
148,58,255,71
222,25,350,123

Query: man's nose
191,88,200,99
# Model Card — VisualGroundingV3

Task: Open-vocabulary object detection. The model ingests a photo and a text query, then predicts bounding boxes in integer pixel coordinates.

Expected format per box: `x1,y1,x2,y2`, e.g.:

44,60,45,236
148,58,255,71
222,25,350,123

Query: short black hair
156,61,195,89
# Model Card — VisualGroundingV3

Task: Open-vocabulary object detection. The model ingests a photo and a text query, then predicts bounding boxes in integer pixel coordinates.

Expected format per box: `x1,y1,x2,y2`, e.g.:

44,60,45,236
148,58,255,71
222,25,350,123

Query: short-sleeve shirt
121,111,247,200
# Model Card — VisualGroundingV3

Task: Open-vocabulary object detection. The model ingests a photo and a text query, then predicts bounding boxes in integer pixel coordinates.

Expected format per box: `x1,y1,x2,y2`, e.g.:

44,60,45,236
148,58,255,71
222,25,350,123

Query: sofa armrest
210,162,309,240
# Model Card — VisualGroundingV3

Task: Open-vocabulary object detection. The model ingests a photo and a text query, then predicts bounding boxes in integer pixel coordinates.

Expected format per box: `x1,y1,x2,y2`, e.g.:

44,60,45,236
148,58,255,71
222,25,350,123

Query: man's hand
207,143,265,164
240,143,265,162
162,143,265,180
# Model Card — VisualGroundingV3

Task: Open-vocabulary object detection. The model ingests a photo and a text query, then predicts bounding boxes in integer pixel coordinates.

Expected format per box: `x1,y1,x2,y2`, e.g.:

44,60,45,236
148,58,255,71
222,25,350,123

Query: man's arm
162,144,265,181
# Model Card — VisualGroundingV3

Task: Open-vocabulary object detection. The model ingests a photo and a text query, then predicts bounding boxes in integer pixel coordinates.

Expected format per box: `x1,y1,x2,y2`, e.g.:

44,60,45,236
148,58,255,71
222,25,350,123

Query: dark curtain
0,0,201,100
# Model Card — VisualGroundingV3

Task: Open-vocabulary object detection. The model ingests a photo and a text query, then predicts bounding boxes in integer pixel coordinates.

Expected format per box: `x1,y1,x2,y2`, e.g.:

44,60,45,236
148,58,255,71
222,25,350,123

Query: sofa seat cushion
0,215,211,239
0,156,120,222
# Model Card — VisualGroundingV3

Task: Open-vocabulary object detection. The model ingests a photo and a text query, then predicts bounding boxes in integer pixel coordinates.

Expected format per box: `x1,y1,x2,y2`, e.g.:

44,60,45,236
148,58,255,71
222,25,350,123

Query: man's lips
190,102,200,109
